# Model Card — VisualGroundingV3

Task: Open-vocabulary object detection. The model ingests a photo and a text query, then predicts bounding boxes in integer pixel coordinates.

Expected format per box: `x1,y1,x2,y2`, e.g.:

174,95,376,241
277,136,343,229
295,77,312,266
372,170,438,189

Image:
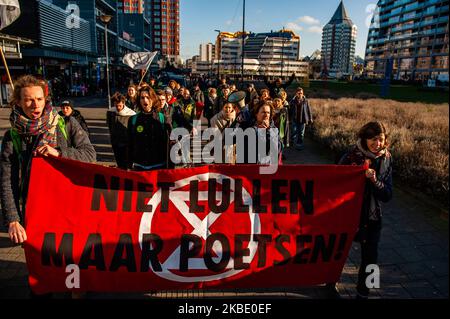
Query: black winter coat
126,112,168,169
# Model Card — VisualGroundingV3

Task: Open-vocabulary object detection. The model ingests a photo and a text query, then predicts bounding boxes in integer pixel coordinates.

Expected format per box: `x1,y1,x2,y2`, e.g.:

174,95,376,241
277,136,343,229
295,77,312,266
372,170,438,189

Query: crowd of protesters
0,73,393,300
106,72,316,170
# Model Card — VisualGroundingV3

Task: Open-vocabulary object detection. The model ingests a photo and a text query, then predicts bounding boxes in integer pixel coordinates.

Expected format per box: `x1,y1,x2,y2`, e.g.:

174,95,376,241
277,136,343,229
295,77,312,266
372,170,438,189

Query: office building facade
4,0,151,93
209,30,308,79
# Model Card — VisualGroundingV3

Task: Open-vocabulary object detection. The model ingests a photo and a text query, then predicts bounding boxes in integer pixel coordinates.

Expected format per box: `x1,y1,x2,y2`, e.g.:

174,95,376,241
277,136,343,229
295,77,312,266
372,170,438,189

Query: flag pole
138,61,152,87
0,46,14,89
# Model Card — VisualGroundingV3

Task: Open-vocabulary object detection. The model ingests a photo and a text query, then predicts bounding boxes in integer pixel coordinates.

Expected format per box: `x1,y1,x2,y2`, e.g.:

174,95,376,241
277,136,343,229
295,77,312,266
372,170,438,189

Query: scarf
10,102,60,150
116,106,136,116
356,139,391,220
214,110,236,131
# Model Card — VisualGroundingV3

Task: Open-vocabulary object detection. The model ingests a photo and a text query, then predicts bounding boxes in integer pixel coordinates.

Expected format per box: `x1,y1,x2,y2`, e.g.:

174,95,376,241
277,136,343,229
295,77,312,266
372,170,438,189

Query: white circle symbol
138,173,260,282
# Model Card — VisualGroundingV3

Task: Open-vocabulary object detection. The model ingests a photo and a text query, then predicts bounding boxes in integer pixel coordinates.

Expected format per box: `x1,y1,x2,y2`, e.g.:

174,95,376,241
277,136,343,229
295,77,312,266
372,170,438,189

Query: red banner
24,157,365,294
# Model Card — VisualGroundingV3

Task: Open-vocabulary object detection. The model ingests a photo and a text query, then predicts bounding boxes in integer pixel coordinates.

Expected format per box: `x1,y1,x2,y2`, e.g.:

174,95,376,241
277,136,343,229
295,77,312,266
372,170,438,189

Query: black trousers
112,144,128,169
356,220,382,297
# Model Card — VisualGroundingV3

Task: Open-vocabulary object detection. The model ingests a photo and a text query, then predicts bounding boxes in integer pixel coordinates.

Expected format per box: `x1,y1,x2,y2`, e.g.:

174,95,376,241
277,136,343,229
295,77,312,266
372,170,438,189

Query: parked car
157,72,188,88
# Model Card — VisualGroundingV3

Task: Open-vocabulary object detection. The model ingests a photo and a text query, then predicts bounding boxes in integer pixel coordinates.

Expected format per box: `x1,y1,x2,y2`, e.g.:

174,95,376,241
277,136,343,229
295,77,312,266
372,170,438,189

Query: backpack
130,112,165,129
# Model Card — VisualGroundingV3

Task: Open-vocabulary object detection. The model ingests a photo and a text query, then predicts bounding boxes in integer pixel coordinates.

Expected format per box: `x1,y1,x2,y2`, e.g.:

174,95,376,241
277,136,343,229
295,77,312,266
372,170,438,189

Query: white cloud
298,16,320,25
307,26,323,34
286,22,303,32
225,20,233,26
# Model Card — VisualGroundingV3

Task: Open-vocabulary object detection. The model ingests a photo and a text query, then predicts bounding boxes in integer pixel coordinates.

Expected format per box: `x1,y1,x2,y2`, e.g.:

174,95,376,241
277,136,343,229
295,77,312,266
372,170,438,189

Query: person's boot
29,291,52,299
71,291,87,299
325,283,341,299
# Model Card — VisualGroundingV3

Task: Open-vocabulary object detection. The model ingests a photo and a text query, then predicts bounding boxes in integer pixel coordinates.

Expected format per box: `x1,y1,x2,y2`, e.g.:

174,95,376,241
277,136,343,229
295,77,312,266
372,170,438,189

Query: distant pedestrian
289,87,313,150
126,84,138,111
210,102,236,133
338,121,393,299
149,78,159,90
107,92,136,169
245,83,259,106
272,97,290,149
192,83,205,105
218,85,231,110
259,88,271,102
59,100,89,134
203,88,219,125
264,72,296,98
177,89,197,131
192,84,205,119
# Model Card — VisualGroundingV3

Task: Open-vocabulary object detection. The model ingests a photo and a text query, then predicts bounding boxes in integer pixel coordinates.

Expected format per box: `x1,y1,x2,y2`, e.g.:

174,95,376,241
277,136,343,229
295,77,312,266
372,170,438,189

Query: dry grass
309,98,449,206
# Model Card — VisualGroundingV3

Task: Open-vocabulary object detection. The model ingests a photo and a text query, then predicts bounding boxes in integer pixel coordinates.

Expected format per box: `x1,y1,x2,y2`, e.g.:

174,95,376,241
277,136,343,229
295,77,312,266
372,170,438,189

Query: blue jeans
292,122,306,146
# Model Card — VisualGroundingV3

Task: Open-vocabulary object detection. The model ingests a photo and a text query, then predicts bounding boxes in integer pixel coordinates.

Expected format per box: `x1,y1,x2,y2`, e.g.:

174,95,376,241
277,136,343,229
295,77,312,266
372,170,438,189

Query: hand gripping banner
24,157,365,294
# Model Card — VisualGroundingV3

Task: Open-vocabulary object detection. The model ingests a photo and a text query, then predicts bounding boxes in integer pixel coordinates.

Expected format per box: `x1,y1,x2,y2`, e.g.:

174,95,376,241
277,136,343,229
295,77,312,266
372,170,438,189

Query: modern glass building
365,0,449,81
209,30,308,79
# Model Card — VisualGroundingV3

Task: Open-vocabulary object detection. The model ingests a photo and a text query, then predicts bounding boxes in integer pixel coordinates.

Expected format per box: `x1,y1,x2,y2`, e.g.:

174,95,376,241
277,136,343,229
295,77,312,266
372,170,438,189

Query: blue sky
180,0,377,60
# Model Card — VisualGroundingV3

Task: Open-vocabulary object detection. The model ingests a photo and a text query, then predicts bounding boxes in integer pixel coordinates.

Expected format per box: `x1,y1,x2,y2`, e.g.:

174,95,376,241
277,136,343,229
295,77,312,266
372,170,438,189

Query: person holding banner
338,121,393,299
1,75,96,245
126,85,169,171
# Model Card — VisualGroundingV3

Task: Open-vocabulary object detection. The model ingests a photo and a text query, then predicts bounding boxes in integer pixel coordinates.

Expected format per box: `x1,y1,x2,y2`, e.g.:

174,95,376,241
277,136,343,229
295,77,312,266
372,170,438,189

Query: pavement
0,105,448,299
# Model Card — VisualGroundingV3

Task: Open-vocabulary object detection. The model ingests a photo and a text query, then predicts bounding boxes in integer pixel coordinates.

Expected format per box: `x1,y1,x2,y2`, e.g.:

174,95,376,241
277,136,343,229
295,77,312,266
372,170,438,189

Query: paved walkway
0,106,448,299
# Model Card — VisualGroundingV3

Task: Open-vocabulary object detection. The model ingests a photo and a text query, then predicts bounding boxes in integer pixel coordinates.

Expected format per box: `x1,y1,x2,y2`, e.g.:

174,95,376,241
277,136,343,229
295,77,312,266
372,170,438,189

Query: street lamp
214,29,221,83
100,14,113,109
241,0,246,86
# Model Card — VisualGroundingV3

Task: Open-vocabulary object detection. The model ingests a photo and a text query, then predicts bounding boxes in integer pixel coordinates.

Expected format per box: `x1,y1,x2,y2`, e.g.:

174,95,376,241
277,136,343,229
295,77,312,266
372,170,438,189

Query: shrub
309,98,449,206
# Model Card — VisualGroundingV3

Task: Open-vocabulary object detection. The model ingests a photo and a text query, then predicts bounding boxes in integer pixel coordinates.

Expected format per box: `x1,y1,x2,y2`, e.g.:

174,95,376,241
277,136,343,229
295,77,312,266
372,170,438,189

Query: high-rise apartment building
365,0,449,80
145,0,180,58
321,1,357,77
200,43,215,62
118,0,144,13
